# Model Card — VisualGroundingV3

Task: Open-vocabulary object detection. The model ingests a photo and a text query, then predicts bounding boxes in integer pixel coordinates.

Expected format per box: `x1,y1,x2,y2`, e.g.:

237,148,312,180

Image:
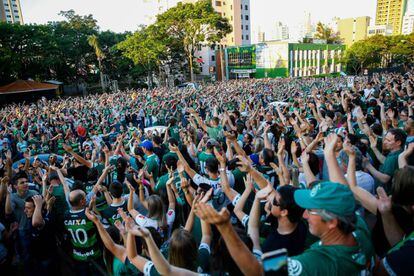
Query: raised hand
85,207,99,223
177,160,185,174
256,184,273,200
62,143,73,153
342,141,356,157
194,203,230,226
324,133,338,154
377,187,392,214
213,147,226,166
236,156,253,173
32,195,44,207
277,138,285,157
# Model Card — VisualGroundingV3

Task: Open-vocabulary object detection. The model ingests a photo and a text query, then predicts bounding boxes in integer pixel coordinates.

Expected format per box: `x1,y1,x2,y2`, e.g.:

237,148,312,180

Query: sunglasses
272,197,281,207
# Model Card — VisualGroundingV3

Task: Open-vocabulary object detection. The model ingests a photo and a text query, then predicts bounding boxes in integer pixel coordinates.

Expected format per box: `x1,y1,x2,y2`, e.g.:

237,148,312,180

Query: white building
402,0,414,34
367,25,393,36
271,21,289,41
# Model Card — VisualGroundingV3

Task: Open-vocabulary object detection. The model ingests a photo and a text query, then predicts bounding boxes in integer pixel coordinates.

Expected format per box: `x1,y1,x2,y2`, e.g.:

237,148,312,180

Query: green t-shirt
169,126,180,141
145,154,160,182
289,216,374,276
207,125,223,140
112,257,139,276
63,209,102,261
379,149,402,192
197,151,214,175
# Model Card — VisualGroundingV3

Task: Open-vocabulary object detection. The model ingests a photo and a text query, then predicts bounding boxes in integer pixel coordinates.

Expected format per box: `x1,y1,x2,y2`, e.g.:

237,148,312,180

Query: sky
21,0,377,41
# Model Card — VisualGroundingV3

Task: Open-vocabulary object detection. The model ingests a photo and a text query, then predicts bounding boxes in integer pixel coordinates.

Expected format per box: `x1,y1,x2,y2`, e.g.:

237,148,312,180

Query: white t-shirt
134,209,175,229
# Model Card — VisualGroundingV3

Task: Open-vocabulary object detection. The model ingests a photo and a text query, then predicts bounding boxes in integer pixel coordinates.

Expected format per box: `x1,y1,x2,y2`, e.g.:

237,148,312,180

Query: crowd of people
0,72,413,276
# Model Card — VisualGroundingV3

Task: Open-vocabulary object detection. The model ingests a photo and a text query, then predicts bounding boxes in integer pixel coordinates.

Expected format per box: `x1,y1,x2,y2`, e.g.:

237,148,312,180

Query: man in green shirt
288,182,374,276
197,139,217,175
364,128,406,192
140,140,160,182
189,109,223,141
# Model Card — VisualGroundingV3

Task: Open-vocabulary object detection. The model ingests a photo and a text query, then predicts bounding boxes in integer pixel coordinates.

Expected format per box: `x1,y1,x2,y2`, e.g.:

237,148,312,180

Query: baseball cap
206,138,219,148
294,182,355,218
139,140,153,151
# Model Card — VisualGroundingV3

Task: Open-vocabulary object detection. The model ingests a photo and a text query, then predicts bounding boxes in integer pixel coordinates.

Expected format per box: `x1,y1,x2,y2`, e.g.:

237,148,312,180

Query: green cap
294,182,355,217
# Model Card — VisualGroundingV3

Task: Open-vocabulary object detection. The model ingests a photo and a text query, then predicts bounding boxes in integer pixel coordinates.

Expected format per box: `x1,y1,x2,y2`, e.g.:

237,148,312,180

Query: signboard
256,43,288,69
347,76,355,88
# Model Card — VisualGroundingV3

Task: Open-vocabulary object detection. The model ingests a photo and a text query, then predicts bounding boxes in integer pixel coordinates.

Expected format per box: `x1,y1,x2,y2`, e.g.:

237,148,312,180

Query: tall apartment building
336,16,370,46
183,0,251,78
375,0,407,35
0,0,23,24
184,0,251,46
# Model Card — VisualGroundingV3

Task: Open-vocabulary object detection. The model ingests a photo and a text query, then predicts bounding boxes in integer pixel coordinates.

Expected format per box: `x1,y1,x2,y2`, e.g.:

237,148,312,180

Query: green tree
117,25,167,88
314,22,342,44
155,0,231,81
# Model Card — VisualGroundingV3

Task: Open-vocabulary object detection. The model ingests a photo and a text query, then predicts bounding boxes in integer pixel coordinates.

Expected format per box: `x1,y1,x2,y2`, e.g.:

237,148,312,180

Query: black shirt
67,165,89,182
261,219,307,256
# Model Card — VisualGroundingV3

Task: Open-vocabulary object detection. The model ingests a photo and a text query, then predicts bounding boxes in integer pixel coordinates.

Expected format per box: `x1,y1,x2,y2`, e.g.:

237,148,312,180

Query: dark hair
168,138,179,147
12,171,28,184
87,167,98,182
277,186,304,223
261,148,275,166
206,158,219,174
25,196,35,205
391,166,414,206
336,215,356,235
153,135,163,145
388,128,407,146
109,181,123,199
308,152,320,176
211,226,253,275
164,155,178,171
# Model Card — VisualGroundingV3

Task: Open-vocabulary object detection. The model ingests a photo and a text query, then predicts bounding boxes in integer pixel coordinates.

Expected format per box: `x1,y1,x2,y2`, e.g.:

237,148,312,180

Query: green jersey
101,200,128,227
207,125,223,140
63,209,102,261
288,216,374,276
169,126,180,141
145,154,160,182
197,151,214,175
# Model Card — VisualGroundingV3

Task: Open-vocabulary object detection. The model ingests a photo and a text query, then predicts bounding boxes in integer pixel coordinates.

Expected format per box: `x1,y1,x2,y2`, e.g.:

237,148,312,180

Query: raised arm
63,144,93,168
233,175,253,225
324,134,347,185
32,195,45,228
85,207,127,262
344,144,377,214
194,202,264,276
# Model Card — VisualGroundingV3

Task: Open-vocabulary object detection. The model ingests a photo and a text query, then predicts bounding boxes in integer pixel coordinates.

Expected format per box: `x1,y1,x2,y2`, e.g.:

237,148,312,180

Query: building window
215,1,221,6
241,25,243,30
231,16,233,21
246,35,249,40
223,12,226,16
241,14,243,20
14,10,18,13
197,45,202,51
7,15,11,18
242,35,244,40
230,5,232,10
246,25,248,30
245,15,249,20
245,5,248,10
232,37,234,42
212,55,215,61
241,4,243,9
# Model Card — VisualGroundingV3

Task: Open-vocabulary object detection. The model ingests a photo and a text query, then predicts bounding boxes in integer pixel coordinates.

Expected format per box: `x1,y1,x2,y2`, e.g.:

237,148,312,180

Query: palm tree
314,22,342,44
87,35,106,92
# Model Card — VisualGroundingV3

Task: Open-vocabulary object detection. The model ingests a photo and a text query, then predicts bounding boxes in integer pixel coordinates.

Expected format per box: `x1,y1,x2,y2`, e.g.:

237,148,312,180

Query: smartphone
262,248,288,276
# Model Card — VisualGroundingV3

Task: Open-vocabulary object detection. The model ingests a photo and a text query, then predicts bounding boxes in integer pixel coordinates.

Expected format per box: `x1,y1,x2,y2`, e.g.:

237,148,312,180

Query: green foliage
0,11,143,86
343,34,414,74
314,22,342,44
